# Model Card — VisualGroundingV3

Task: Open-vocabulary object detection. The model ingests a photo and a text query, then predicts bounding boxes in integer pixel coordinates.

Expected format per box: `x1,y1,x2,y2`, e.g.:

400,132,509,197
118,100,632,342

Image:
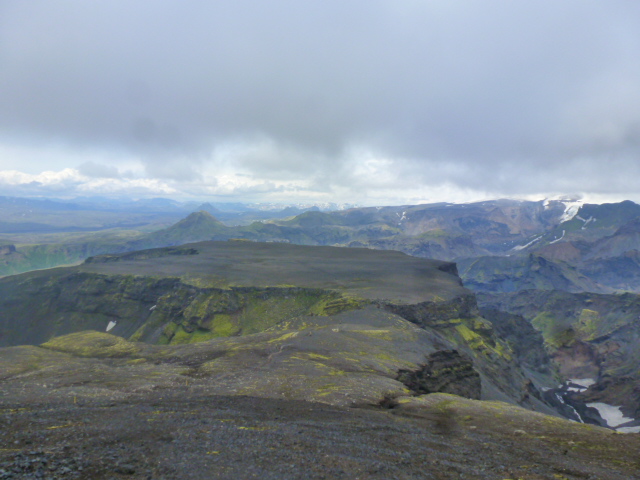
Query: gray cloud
77,161,121,179
1,1,640,202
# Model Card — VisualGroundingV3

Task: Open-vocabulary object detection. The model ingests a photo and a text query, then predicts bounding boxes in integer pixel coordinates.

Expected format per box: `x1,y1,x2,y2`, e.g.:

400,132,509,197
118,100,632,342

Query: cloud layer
1,1,640,204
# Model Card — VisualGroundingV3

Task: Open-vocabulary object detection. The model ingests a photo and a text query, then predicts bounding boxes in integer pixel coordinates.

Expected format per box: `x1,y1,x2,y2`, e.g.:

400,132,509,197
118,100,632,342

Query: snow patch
570,378,596,388
559,201,583,223
567,386,587,393
512,235,542,251
566,378,594,393
575,215,594,230
549,230,565,244
617,426,640,433
587,403,635,428
106,321,117,332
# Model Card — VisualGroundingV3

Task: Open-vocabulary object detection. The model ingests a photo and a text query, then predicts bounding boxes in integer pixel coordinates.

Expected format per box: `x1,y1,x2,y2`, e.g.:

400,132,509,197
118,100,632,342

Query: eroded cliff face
396,350,481,399
0,271,367,348
0,272,178,347
383,294,554,409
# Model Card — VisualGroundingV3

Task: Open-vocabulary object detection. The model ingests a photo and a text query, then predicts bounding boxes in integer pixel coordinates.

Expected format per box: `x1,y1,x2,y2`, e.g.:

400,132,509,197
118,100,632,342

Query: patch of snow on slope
587,403,635,428
575,215,594,230
570,378,596,388
559,201,583,223
549,230,565,244
617,425,640,433
512,235,542,251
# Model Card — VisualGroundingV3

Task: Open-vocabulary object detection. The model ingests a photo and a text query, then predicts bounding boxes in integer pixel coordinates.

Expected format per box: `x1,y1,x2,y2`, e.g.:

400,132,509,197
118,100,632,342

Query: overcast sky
1,1,640,205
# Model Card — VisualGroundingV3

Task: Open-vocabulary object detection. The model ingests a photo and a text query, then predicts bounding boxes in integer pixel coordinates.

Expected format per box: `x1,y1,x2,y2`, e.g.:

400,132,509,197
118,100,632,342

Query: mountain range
6,197,640,295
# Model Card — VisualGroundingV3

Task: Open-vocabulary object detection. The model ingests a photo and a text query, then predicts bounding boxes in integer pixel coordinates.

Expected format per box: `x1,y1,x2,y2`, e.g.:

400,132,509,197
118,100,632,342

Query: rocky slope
2,392,638,479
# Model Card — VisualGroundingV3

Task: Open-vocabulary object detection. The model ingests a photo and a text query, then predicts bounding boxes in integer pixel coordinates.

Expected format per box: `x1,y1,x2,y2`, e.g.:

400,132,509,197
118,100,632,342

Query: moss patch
41,331,141,358
577,308,600,340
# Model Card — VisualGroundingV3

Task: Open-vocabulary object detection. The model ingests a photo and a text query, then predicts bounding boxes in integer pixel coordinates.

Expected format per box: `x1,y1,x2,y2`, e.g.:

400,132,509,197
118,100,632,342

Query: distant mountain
145,211,228,245
460,200,640,294
0,195,83,211
0,195,358,235
195,202,221,214
513,200,640,252
587,218,640,259
565,200,640,239
521,213,640,292
133,199,639,295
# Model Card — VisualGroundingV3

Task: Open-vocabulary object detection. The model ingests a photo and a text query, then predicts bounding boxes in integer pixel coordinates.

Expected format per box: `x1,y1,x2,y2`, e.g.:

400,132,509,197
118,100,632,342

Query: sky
1,1,640,206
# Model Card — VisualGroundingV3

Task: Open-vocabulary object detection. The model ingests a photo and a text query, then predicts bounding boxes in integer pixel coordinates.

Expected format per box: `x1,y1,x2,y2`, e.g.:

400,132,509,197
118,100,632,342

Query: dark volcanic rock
383,294,478,327
397,350,481,399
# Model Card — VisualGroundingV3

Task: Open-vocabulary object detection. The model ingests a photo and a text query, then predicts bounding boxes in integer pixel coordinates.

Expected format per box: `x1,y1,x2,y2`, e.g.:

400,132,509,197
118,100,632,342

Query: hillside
499,201,640,292
458,254,609,294
2,389,638,479
132,210,229,246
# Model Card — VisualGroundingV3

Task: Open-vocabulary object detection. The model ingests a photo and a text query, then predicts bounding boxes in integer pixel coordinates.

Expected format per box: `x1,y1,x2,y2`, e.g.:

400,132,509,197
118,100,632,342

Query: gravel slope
2,393,639,480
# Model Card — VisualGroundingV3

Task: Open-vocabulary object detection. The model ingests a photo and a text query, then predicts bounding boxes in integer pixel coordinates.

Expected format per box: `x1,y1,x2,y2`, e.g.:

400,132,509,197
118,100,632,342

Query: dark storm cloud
1,0,640,200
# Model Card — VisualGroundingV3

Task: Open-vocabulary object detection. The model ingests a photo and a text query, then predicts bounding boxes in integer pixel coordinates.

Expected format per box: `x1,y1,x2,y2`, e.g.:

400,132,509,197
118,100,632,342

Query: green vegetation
451,322,512,361
157,287,367,345
577,308,600,340
41,331,142,357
